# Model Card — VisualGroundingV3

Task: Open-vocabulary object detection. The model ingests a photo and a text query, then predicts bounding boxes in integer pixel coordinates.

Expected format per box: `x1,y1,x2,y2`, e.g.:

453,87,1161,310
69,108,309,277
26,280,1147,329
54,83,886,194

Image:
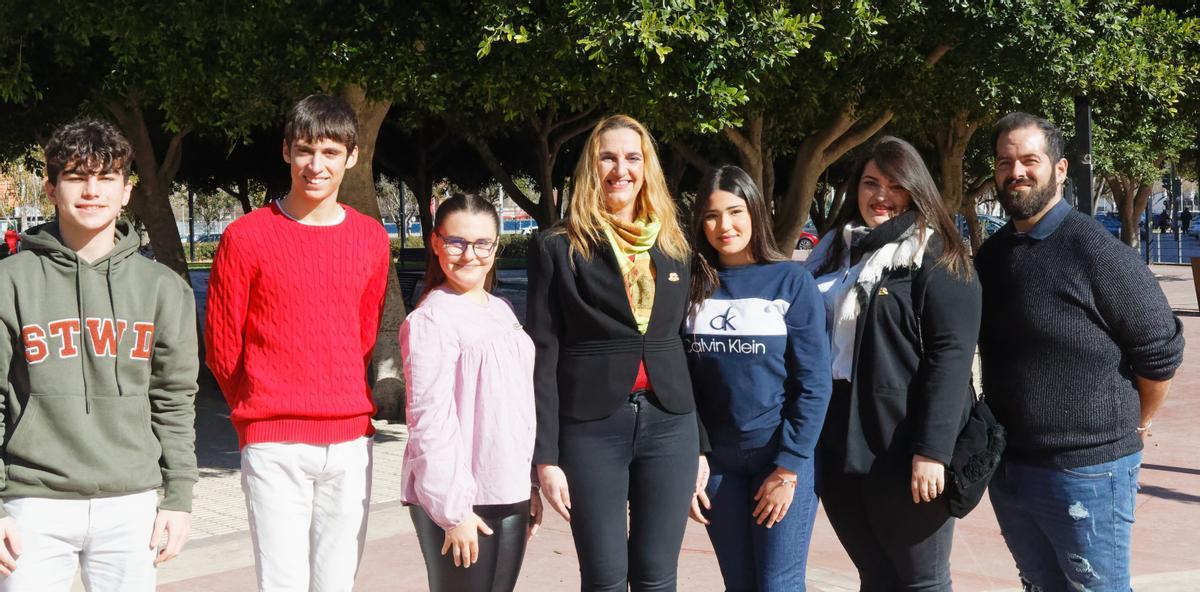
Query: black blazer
526,230,694,465
822,242,981,476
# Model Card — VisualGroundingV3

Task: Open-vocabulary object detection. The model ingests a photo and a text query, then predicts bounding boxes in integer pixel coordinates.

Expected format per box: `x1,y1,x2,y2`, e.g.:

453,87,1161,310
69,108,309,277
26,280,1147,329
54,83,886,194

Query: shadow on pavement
374,429,406,444
196,369,241,471
1137,484,1200,504
193,365,410,470
1142,463,1200,477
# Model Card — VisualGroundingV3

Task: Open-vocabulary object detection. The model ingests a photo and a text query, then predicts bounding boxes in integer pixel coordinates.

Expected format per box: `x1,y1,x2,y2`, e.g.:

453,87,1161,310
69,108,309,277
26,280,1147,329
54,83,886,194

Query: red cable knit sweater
205,203,390,447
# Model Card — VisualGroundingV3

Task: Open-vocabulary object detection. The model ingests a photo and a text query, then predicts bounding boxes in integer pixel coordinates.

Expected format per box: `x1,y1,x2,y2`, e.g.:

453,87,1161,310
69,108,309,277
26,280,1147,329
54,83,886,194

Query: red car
795,230,820,250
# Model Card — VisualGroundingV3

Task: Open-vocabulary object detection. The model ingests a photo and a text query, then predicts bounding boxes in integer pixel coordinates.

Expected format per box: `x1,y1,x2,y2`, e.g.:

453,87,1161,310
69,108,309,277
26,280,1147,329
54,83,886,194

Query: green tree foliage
1084,5,1200,246
0,0,287,281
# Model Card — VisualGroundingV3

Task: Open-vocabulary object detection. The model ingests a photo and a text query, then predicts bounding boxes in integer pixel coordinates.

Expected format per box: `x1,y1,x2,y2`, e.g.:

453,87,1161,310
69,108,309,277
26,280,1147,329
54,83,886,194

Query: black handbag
945,387,1005,518
911,261,1005,518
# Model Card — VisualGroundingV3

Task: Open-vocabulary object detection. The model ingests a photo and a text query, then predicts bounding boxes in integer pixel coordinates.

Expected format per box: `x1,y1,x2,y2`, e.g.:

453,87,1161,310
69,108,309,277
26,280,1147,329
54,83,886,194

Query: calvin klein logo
709,307,738,331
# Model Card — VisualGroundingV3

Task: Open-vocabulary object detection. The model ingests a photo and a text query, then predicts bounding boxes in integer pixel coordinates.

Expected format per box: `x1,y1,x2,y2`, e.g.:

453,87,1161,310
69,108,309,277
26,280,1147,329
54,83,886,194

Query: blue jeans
702,441,819,592
989,452,1141,592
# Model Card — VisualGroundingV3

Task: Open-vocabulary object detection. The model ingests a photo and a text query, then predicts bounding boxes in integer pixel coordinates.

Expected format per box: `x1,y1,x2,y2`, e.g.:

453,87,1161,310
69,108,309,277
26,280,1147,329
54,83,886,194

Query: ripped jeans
989,452,1141,592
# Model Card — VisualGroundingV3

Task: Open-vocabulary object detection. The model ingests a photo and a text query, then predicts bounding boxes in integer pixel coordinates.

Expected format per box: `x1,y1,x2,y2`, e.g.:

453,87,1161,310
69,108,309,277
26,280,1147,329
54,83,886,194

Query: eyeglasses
437,233,498,257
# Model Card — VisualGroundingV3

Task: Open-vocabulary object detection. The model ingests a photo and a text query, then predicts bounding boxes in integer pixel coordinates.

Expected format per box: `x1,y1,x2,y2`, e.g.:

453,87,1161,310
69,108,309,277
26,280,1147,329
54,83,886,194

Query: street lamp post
1072,95,1094,216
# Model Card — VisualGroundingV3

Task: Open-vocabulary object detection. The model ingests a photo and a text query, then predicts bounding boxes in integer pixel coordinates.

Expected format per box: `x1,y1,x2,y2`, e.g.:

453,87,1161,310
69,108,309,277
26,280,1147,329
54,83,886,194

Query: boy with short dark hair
0,118,199,591
205,94,389,591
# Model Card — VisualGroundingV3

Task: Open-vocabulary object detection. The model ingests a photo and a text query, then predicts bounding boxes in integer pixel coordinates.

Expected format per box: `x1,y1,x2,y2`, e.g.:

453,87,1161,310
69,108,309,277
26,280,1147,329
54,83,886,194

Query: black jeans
411,501,530,592
819,384,955,591
558,391,699,592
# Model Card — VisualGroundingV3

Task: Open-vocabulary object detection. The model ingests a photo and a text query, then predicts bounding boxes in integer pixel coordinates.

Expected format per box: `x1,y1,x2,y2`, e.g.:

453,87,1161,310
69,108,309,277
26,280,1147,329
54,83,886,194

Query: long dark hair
420,193,501,301
813,136,971,279
687,165,788,313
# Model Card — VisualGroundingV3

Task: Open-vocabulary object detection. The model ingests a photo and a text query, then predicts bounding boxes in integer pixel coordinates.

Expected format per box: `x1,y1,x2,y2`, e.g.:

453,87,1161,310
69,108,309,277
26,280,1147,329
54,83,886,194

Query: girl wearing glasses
683,165,832,591
527,115,699,591
400,194,541,592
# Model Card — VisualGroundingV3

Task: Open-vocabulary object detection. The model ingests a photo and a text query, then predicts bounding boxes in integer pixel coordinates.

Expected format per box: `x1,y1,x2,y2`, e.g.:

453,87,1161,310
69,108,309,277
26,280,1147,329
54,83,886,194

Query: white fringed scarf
806,219,934,380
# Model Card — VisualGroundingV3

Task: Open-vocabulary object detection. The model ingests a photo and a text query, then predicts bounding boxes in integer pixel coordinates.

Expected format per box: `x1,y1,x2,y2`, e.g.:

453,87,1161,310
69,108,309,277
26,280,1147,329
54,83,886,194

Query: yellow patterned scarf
603,214,660,334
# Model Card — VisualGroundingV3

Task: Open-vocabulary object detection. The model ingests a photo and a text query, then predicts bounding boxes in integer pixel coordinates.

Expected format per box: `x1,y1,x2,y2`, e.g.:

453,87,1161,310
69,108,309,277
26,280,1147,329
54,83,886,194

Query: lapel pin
878,287,889,296
668,272,680,282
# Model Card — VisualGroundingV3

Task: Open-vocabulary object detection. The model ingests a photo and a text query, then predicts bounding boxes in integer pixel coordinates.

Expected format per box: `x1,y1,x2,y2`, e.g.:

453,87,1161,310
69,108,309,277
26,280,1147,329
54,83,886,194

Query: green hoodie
0,220,198,516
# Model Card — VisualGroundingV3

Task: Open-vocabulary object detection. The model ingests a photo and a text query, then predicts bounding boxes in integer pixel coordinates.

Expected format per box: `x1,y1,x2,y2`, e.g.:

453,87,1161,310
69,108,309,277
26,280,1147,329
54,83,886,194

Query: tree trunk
670,141,713,174
412,171,435,247
665,149,686,198
1110,173,1153,249
104,96,191,284
466,132,547,227
825,185,847,235
236,177,252,214
379,126,448,250
393,158,436,249
338,85,390,220
964,178,994,252
775,105,894,250
762,145,776,206
934,109,979,214
809,170,832,231
465,109,597,229
222,177,254,215
961,203,981,254
723,114,766,191
338,84,406,422
533,126,560,226
773,44,950,250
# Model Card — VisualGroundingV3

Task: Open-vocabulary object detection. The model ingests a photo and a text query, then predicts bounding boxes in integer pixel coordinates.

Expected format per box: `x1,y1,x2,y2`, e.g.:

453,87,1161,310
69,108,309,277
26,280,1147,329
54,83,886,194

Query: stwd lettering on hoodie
22,318,154,364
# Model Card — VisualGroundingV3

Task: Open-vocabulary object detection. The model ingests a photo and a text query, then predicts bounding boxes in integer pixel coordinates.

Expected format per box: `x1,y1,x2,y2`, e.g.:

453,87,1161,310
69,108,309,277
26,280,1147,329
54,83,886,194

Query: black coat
526,230,695,465
821,237,981,477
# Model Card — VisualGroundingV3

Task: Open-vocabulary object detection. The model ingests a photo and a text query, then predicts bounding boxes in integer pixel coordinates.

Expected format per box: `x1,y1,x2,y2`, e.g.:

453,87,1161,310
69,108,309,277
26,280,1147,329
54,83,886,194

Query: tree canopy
3,0,1198,253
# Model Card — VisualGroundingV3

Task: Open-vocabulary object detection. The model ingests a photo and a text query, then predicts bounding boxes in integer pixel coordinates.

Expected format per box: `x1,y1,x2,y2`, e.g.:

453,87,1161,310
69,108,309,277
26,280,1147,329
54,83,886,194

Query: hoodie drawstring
108,258,123,397
76,265,91,414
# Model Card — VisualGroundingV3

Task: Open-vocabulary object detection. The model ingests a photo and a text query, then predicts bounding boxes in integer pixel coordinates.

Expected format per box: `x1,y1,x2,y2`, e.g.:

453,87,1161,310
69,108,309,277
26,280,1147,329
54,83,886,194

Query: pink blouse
399,286,536,530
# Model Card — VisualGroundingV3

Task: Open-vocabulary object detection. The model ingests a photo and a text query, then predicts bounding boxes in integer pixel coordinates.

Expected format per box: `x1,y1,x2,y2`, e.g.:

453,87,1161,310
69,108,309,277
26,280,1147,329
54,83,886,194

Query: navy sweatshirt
684,261,832,473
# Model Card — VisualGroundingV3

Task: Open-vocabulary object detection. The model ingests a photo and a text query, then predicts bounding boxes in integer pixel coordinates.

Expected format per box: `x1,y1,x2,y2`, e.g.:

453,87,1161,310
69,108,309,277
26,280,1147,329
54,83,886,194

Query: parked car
180,232,223,244
954,214,1008,244
977,214,1006,239
795,229,820,250
791,220,822,250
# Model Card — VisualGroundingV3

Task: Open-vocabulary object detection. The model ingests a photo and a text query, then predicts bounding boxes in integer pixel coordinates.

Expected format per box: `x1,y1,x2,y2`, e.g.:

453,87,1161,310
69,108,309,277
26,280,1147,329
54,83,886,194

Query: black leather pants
410,500,531,592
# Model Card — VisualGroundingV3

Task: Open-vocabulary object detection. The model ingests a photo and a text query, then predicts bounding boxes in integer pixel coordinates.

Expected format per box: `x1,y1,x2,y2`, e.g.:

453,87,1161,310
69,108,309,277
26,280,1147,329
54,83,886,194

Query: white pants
241,437,373,592
0,490,157,592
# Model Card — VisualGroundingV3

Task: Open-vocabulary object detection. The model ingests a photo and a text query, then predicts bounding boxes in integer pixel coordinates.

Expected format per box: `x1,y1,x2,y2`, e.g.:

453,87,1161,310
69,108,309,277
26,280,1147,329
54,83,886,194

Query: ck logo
709,306,738,331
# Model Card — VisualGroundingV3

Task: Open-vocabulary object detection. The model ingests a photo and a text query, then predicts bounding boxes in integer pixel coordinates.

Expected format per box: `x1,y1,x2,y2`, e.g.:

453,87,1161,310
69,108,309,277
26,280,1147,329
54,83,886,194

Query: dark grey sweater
975,200,1185,469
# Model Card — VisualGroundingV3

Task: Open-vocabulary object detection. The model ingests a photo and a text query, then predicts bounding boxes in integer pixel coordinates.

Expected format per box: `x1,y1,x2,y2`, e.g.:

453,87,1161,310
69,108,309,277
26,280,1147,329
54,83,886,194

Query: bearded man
974,112,1184,592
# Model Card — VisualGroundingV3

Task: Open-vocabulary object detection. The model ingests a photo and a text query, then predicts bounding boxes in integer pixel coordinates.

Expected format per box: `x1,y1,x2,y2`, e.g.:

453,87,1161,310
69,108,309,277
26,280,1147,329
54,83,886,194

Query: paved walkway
145,264,1199,591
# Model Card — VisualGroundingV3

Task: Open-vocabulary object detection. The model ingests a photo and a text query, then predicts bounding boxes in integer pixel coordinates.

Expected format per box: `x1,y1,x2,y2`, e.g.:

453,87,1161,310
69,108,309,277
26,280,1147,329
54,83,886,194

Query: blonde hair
561,115,690,262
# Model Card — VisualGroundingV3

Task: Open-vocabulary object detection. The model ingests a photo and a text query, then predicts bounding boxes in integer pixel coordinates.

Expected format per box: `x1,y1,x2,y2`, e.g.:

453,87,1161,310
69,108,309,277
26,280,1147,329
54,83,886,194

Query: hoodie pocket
5,393,162,496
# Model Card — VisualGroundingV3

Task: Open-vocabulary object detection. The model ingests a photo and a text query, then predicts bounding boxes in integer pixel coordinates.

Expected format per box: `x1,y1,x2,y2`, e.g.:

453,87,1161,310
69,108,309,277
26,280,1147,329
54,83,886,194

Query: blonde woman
528,115,700,591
